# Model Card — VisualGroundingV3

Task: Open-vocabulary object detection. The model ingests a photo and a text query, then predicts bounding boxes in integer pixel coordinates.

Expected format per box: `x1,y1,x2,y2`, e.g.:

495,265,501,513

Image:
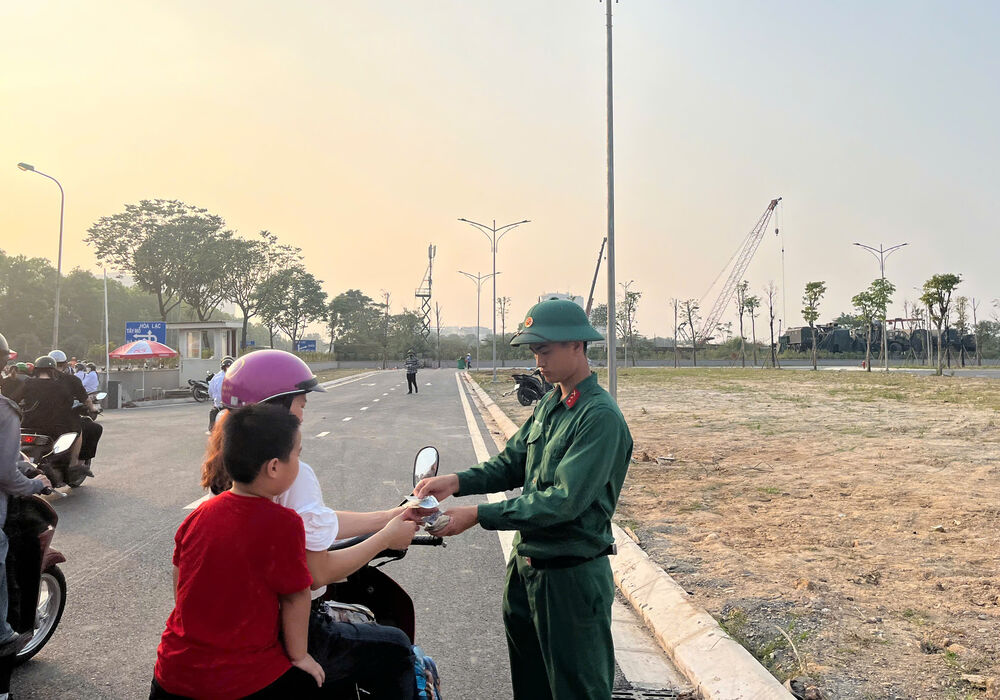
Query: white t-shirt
273,460,340,599
208,370,225,408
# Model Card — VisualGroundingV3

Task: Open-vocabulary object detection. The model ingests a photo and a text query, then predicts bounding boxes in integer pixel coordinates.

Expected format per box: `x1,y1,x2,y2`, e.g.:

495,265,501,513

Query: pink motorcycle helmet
221,350,324,409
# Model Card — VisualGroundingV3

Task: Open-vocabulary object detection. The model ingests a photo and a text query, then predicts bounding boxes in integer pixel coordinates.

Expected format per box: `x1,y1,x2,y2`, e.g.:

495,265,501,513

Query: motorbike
84,390,107,420
19,429,88,489
187,372,213,402
319,446,445,699
505,368,554,406
5,436,69,664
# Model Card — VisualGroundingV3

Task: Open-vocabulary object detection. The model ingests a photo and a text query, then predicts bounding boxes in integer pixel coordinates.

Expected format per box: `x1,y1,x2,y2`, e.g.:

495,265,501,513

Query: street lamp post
458,218,529,382
458,270,498,371
853,242,907,372
18,162,65,351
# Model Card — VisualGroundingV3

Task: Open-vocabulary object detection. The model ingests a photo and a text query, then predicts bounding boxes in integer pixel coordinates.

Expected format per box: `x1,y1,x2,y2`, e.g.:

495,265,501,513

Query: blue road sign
125,321,166,344
295,340,317,353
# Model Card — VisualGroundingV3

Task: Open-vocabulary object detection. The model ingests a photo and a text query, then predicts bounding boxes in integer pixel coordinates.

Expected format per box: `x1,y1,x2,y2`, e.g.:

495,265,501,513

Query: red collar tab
564,389,581,408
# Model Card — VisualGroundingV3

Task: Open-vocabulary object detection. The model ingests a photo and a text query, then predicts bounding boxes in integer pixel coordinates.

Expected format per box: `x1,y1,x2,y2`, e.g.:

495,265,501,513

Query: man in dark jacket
404,351,420,394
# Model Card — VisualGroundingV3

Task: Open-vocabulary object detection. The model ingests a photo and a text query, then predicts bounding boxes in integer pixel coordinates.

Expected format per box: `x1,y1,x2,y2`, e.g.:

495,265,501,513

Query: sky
2,1,998,341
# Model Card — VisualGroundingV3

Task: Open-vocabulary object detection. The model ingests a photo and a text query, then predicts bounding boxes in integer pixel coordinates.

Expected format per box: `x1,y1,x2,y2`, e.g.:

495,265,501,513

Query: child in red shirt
151,404,323,699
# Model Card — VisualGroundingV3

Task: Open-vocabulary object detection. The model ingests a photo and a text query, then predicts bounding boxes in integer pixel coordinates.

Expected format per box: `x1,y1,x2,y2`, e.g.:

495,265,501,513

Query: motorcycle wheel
192,387,209,402
66,469,87,488
516,387,536,406
15,565,66,664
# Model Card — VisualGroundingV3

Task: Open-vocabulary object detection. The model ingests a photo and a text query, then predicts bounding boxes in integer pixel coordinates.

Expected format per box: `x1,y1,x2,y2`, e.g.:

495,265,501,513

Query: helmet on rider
220,355,235,370
48,349,68,364
34,356,58,377
25,362,34,374
221,349,324,409
15,362,28,374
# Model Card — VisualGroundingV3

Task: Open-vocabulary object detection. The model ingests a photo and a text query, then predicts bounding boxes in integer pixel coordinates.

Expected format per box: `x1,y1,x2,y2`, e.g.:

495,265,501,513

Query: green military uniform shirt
457,373,633,560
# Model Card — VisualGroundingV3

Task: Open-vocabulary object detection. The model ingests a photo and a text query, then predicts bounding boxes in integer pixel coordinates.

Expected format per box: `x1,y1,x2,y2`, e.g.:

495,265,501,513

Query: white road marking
360,406,369,411
383,393,388,396
425,383,432,386
315,431,330,438
390,387,396,391
373,399,380,402
362,383,376,386
184,494,211,510
342,417,352,422
454,373,514,561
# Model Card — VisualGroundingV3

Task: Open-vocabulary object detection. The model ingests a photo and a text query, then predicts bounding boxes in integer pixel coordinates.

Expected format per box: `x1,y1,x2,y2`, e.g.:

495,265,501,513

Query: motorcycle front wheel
16,565,66,664
516,387,537,406
192,386,209,402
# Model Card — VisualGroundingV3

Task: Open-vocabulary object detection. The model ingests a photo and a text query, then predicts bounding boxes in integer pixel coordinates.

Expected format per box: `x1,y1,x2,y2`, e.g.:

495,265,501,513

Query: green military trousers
502,553,615,700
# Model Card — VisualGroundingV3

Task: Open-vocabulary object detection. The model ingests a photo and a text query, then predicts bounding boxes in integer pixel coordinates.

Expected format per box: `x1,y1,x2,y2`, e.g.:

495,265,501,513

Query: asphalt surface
13,368,514,699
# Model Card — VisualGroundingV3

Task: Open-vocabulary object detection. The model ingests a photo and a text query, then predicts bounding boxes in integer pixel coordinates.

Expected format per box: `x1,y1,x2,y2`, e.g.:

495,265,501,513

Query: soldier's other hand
413,474,459,501
434,505,478,537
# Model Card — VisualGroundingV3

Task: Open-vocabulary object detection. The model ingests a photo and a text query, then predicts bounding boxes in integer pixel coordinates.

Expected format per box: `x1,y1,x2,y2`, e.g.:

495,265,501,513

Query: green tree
735,281,749,367
801,281,827,370
223,231,301,350
86,199,228,321
256,267,328,348
616,281,641,367
920,274,962,376
852,289,877,372
327,290,383,359
743,293,761,366
678,299,701,366
868,278,896,371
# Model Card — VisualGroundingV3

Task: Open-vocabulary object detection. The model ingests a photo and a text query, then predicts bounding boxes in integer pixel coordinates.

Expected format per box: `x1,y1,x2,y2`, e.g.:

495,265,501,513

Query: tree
497,296,512,365
801,281,827,370
678,299,701,366
86,199,228,321
954,296,970,367
764,282,779,368
920,273,962,376
735,281,749,367
743,293,761,366
852,289,877,372
616,281,641,367
868,278,895,371
256,267,327,348
327,290,383,359
972,298,983,366
225,231,302,350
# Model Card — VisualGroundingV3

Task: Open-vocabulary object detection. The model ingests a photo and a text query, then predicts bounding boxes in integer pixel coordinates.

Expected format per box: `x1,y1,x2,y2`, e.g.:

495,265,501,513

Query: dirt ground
472,368,1000,700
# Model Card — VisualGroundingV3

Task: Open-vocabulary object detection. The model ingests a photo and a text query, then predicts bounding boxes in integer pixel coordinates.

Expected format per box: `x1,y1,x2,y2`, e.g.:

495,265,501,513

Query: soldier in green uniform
414,298,633,700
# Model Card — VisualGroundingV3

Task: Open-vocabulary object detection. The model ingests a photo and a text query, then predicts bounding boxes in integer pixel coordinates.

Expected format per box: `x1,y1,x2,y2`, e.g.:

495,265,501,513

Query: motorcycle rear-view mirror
94,392,108,401
413,446,440,485
51,433,78,455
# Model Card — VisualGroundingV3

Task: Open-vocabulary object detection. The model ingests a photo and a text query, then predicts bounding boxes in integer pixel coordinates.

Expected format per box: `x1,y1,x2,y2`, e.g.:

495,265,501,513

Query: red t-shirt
154,491,312,699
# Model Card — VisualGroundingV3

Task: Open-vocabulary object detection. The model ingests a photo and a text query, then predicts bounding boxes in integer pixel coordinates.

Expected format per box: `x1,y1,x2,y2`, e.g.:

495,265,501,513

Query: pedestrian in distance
151,403,324,699
465,352,472,370
207,355,234,433
404,350,420,394
414,298,633,700
0,333,52,700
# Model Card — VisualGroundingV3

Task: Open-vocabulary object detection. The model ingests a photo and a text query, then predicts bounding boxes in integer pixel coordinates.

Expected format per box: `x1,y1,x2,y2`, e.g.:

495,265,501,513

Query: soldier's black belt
523,544,616,570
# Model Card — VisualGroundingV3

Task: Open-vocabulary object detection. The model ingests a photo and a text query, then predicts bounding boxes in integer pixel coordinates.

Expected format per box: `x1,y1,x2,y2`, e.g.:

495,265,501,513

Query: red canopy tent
108,340,179,399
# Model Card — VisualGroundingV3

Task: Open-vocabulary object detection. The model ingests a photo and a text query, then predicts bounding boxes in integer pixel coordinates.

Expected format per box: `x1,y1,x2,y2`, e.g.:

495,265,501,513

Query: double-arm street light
18,162,65,350
458,218,529,382
458,270,498,370
853,242,908,371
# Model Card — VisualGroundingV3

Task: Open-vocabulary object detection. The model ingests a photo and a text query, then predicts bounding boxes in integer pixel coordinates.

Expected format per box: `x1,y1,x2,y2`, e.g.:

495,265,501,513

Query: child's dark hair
222,404,300,484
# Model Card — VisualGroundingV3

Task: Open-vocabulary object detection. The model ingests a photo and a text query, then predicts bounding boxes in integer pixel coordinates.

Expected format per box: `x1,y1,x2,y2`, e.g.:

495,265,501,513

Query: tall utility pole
434,302,442,369
673,299,679,369
458,270,497,371
458,218,529,382
17,162,65,350
415,244,436,342
602,0,619,400
586,237,608,316
853,242,907,371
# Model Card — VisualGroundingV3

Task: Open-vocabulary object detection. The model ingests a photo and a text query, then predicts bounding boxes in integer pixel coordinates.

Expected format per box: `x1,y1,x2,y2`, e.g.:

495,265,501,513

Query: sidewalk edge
462,372,792,700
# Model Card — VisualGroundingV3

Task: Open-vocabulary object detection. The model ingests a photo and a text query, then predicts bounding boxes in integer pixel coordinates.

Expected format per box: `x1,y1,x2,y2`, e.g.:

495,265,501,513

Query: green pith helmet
509,299,605,346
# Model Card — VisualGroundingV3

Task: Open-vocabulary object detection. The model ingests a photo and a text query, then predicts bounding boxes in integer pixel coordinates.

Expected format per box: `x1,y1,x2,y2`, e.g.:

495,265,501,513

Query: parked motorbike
6,437,69,664
320,446,445,699
84,391,107,420
19,430,88,489
505,368,554,406
187,372,213,402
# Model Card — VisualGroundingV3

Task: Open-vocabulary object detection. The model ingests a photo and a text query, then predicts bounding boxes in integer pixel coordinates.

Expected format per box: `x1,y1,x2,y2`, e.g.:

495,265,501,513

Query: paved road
13,368,685,698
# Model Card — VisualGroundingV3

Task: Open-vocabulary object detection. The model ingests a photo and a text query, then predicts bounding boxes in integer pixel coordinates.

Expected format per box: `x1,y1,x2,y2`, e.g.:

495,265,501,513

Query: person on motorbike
0,333,52,699
81,363,100,394
202,350,422,698
206,355,233,433
10,357,85,479
48,350,102,471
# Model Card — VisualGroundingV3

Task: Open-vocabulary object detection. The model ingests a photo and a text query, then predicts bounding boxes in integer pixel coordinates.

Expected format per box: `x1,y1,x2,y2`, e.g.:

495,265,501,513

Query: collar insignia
565,388,580,408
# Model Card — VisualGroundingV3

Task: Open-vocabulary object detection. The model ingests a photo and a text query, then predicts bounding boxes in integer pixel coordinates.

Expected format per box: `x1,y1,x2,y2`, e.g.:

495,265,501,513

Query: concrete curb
318,370,379,389
461,372,793,700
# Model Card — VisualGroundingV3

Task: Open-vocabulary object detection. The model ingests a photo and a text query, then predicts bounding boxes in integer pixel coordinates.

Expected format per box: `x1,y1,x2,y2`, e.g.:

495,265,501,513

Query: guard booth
167,321,242,386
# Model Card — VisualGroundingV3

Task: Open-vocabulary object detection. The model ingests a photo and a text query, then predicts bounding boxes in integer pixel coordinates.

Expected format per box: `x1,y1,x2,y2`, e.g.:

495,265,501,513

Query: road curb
462,372,793,700
318,370,379,389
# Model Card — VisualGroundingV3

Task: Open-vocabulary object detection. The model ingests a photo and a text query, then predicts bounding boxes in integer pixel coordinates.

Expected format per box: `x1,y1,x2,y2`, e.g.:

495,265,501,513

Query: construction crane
414,244,436,341
697,197,781,344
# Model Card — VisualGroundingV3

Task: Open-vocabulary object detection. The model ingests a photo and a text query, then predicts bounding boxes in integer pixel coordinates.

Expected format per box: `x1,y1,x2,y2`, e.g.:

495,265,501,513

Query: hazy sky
2,1,998,340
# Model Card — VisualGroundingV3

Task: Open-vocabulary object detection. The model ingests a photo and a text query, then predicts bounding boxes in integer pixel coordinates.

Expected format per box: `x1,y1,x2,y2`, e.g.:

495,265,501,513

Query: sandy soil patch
472,368,1000,700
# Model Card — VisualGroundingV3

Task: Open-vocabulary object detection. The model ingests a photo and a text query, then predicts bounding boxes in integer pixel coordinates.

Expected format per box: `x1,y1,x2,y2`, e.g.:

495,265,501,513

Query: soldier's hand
413,474,459,502
434,505,479,537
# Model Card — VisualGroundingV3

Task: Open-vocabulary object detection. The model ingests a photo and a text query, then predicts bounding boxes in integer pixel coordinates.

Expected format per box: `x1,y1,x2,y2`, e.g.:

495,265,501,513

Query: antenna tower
415,244,436,341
